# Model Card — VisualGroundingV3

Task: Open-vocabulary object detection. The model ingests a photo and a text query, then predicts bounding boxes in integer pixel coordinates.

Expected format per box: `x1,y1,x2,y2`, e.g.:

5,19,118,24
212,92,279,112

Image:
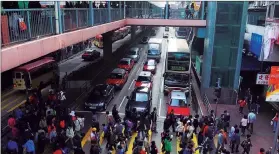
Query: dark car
82,48,101,61
143,59,157,74
106,68,129,89
141,36,149,44
125,87,152,118
84,84,115,111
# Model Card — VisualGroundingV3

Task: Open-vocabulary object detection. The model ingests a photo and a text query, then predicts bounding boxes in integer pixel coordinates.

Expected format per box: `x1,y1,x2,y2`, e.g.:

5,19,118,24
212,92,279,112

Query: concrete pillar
131,26,137,41
103,31,113,63
89,1,94,26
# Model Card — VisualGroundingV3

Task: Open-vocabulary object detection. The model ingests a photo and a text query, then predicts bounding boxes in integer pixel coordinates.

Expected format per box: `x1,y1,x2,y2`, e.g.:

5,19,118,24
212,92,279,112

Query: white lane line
160,78,164,92
118,97,126,110
129,80,135,90
137,65,142,74
159,98,162,117
159,116,166,119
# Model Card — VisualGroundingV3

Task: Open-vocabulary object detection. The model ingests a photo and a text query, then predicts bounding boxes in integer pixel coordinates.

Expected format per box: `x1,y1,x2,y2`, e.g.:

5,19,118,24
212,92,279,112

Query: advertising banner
266,66,279,102
256,74,269,85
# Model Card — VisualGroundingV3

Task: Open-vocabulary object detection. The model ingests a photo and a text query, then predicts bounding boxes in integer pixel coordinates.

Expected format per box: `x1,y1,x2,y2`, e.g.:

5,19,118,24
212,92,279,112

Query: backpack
60,120,65,129
126,120,133,128
241,140,250,148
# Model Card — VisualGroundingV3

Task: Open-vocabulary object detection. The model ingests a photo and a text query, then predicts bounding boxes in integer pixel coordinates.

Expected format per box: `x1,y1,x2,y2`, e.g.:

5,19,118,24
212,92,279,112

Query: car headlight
115,84,120,87
99,103,104,106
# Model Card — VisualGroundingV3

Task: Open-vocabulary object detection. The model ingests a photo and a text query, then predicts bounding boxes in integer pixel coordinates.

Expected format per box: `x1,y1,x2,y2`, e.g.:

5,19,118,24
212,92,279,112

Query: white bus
147,38,163,62
163,38,191,94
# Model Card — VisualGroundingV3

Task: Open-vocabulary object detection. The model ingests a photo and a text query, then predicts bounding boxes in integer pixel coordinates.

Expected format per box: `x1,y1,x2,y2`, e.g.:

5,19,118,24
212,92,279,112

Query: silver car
126,47,140,62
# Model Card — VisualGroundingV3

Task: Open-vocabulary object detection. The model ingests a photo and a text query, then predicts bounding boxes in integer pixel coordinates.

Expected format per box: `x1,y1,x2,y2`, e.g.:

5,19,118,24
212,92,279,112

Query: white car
163,32,169,38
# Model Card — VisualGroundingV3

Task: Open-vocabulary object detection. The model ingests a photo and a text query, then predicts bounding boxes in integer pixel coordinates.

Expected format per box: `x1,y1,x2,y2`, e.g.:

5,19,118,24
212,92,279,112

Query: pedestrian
14,106,24,120
230,129,240,153
163,136,172,154
8,115,16,129
39,116,47,131
247,110,256,134
255,96,260,114
240,115,248,136
217,130,225,152
163,116,171,132
150,107,158,133
6,136,19,154
259,148,265,154
74,118,81,137
238,98,246,114
271,113,279,132
193,114,199,134
169,109,176,132
66,124,75,147
241,134,252,154
176,120,184,137
229,124,237,146
37,130,47,154
150,141,158,154
22,137,35,154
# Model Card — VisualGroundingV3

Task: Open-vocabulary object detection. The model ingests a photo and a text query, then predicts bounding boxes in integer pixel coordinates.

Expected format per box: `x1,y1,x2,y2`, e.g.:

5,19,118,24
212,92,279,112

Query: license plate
90,106,96,109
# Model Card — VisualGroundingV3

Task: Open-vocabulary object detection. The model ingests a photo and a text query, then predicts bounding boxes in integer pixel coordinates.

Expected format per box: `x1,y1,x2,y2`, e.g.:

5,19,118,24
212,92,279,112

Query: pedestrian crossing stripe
81,128,104,148
126,130,152,154
175,134,199,154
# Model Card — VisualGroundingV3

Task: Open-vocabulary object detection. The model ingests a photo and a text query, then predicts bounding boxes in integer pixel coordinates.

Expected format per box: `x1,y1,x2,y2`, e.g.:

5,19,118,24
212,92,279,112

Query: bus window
14,72,22,79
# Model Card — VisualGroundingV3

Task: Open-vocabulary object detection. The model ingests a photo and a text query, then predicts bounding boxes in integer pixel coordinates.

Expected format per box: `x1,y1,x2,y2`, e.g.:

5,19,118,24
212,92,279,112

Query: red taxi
118,58,135,72
106,68,128,89
167,90,190,116
135,71,153,88
143,59,157,74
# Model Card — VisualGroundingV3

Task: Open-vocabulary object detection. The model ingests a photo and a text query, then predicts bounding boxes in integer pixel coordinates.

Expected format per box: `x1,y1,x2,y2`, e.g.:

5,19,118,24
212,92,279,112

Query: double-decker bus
13,57,58,91
163,38,191,94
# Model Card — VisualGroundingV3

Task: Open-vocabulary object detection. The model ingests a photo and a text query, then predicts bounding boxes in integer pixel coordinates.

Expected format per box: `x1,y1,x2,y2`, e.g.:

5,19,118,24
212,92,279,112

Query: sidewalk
212,103,274,153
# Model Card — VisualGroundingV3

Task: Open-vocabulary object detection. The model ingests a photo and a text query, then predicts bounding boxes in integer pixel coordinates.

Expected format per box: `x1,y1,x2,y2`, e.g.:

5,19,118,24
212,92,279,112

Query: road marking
118,97,126,110
81,129,104,148
137,65,142,74
177,137,182,154
159,98,162,117
160,78,164,92
1,96,23,110
3,97,25,111
128,80,134,90
126,133,138,154
1,89,16,98
192,134,199,154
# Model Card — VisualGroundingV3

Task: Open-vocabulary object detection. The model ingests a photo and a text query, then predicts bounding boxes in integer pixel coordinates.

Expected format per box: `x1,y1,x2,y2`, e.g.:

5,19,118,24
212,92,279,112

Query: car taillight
14,84,16,87
143,65,148,70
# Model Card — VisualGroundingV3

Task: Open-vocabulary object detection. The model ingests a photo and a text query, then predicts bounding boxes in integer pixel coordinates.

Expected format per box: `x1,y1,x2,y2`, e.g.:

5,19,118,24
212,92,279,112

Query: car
141,36,149,44
135,71,153,88
118,58,135,72
165,26,169,31
167,90,190,116
126,47,140,63
84,84,115,111
106,68,128,89
143,59,157,74
125,87,152,118
82,48,101,61
163,32,169,38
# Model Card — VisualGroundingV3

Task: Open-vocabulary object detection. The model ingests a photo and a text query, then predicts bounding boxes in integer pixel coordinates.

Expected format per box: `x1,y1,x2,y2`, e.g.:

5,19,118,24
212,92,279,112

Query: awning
241,55,261,71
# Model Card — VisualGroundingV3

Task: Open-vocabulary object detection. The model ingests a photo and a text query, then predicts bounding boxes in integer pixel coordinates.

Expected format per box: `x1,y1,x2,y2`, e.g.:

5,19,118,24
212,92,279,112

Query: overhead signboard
266,66,279,102
250,33,262,57
256,74,269,85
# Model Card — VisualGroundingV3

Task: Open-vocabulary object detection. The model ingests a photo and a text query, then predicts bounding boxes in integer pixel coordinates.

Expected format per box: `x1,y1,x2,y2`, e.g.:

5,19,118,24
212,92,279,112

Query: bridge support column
131,26,137,41
201,1,248,91
103,31,113,63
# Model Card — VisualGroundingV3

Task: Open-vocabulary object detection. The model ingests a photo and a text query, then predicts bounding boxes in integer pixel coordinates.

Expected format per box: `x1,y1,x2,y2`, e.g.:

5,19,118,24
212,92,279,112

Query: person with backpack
163,136,172,154
37,129,47,154
150,141,158,154
241,134,252,154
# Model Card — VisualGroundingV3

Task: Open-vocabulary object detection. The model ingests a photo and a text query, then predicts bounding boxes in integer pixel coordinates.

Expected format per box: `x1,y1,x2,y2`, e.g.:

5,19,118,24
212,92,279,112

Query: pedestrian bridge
1,7,206,72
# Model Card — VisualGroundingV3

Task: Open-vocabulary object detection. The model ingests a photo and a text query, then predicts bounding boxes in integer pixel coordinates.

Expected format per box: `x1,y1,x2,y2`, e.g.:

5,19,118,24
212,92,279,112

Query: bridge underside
1,19,206,72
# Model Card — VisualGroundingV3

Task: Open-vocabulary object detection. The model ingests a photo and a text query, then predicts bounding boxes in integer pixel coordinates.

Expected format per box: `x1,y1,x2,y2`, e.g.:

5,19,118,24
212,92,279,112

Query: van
147,38,163,62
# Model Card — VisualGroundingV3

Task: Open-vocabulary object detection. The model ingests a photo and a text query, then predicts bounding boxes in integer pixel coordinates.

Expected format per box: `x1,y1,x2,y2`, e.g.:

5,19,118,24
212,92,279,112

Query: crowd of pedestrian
5,87,87,154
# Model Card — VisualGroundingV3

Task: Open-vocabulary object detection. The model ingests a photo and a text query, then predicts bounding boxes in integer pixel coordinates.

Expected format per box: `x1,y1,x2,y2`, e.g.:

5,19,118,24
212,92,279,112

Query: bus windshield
167,52,190,71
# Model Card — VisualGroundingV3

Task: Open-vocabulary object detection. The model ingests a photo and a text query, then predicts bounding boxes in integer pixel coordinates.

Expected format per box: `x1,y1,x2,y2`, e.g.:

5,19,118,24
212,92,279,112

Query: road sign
256,74,269,85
